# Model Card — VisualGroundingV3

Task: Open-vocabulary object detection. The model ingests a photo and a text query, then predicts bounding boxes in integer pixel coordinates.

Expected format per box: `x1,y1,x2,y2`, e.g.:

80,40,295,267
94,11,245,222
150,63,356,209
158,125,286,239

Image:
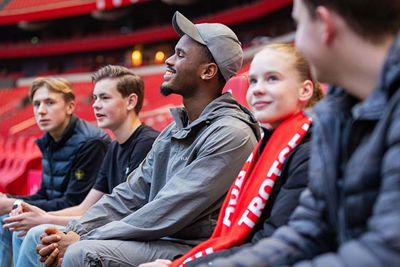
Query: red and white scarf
171,112,311,267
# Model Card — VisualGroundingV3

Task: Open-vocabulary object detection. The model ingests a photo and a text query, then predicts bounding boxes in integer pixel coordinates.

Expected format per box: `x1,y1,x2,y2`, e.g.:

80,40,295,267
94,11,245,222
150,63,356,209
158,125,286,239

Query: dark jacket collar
170,93,260,140
37,115,78,150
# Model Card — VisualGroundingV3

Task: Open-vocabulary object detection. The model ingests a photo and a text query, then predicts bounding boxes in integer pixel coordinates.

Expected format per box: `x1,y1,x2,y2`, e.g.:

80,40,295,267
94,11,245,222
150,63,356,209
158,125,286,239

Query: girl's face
247,49,304,128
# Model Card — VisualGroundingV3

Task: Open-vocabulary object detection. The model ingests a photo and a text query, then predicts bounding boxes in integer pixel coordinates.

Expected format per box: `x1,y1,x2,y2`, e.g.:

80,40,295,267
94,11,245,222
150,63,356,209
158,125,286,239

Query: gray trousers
61,239,192,267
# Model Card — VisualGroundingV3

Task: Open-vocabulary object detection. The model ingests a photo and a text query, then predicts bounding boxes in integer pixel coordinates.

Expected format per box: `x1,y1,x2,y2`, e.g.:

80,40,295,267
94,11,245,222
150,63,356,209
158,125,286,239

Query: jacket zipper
337,117,354,243
48,146,54,200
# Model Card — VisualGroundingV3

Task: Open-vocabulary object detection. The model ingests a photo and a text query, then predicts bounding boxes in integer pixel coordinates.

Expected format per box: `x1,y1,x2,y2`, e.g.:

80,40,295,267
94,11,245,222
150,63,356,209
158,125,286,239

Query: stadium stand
0,0,295,195
0,135,41,195
0,86,28,118
0,0,148,25
0,0,292,58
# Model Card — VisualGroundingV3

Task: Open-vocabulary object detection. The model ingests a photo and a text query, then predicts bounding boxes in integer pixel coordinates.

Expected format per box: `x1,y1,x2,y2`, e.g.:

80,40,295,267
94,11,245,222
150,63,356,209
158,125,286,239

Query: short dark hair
92,65,144,114
303,0,400,42
199,44,226,86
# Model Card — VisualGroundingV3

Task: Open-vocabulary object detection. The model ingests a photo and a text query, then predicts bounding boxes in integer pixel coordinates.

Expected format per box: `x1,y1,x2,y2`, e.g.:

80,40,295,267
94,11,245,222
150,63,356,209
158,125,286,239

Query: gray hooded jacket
67,93,260,244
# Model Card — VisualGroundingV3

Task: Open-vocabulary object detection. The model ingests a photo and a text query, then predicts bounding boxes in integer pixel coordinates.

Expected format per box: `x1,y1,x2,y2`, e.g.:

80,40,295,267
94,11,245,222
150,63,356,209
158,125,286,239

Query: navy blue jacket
21,116,109,211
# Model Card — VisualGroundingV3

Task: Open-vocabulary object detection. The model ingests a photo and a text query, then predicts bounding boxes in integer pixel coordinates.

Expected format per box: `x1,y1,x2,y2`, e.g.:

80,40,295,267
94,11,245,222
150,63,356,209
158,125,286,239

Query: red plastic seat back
27,169,42,195
222,75,250,109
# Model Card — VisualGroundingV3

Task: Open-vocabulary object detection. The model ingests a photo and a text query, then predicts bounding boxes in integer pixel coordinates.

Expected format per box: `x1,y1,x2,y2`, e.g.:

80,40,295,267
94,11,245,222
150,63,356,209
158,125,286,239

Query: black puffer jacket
207,34,400,267
22,116,110,211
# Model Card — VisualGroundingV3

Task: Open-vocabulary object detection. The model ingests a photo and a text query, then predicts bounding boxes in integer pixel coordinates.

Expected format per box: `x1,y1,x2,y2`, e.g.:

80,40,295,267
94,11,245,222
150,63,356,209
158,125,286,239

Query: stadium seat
26,169,42,195
0,136,41,196
222,74,250,109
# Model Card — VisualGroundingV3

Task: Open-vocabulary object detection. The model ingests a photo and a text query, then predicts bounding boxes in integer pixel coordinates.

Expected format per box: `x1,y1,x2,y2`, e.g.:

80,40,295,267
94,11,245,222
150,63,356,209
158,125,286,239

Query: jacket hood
171,92,261,140
379,33,400,98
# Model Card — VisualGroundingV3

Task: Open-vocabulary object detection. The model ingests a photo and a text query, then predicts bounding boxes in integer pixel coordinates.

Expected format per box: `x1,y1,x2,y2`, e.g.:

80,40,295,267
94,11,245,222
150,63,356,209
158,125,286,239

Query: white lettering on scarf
238,130,304,228
181,247,214,266
222,153,253,227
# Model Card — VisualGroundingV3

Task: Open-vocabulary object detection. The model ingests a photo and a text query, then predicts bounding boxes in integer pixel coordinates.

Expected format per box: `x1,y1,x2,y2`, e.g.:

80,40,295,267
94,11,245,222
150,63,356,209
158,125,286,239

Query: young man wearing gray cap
36,11,260,267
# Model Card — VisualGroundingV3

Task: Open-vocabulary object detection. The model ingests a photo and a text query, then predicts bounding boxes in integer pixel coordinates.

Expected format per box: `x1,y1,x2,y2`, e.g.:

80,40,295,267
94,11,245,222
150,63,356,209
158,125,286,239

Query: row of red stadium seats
0,136,41,195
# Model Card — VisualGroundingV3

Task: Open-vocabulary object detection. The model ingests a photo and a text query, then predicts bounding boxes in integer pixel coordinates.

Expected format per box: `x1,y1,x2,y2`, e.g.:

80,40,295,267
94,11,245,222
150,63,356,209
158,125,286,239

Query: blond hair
261,43,324,107
30,77,75,102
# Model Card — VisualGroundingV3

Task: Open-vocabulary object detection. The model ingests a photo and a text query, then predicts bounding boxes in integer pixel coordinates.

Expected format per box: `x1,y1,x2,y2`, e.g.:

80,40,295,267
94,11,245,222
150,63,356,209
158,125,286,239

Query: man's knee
63,241,84,264
11,230,24,251
25,224,50,243
63,240,100,267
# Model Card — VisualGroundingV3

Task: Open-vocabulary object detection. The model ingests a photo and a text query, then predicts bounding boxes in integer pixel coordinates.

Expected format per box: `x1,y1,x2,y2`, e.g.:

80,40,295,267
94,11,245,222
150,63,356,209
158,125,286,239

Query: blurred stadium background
0,0,295,195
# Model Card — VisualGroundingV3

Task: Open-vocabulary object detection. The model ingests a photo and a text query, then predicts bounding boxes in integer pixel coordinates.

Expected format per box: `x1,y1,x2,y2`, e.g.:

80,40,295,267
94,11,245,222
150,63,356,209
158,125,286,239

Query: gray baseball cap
172,11,243,82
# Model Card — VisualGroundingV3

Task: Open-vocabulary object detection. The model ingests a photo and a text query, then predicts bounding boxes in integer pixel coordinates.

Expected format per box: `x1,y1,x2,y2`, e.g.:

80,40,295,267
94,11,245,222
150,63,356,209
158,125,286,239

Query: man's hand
3,202,48,236
36,227,61,267
37,226,80,267
139,259,172,267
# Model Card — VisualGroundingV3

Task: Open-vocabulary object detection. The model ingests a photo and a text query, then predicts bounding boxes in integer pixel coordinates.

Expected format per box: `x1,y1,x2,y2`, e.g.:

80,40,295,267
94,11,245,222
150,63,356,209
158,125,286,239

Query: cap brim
172,11,206,45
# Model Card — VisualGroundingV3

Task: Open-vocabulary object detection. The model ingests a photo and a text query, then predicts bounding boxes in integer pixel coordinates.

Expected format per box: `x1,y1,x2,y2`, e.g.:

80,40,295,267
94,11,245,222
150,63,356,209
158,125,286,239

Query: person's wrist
67,231,80,239
65,231,81,244
43,213,53,223
11,199,23,210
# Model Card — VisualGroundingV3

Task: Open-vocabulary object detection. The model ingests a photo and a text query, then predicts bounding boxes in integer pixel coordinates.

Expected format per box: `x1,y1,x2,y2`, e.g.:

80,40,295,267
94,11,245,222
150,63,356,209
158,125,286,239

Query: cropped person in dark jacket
206,0,400,266
141,43,324,267
0,77,109,267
